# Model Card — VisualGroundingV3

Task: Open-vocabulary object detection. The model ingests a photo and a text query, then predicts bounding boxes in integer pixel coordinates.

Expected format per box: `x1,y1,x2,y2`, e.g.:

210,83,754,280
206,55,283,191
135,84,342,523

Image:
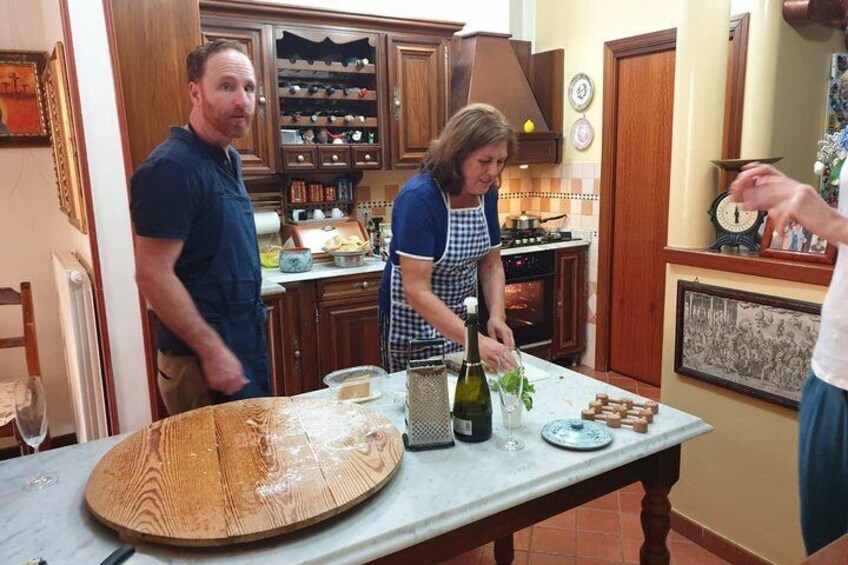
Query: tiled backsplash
356,162,602,368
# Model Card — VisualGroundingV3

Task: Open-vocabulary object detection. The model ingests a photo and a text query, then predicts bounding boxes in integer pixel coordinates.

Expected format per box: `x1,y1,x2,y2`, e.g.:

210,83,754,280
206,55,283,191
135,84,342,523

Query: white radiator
52,251,109,442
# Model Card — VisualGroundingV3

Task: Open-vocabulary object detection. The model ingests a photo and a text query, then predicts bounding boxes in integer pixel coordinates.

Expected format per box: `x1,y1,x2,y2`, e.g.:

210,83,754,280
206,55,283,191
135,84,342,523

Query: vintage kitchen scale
403,338,455,451
85,397,403,547
707,158,780,252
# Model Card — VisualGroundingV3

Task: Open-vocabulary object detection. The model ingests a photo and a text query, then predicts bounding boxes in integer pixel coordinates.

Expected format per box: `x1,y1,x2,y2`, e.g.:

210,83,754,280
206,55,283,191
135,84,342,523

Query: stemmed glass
496,348,525,452
13,376,57,489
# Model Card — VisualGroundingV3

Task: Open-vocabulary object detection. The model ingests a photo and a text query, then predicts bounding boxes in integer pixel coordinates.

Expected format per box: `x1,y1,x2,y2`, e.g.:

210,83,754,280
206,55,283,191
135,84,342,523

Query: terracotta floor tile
619,512,642,540
515,527,533,551
532,526,576,555
576,508,621,535
574,558,621,565
575,532,623,561
669,540,727,564
668,529,694,545
618,492,643,515
582,491,619,511
619,482,643,494
622,536,642,563
538,509,577,530
439,547,481,565
528,552,574,565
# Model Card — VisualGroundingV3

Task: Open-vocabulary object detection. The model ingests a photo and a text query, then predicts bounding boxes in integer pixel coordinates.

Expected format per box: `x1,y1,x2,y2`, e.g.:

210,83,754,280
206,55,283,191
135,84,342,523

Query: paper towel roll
253,211,281,235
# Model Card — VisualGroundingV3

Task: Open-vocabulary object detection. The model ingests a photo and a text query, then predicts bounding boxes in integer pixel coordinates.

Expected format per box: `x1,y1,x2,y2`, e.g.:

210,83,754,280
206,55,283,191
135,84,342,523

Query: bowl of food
322,235,371,267
259,245,283,268
323,365,387,402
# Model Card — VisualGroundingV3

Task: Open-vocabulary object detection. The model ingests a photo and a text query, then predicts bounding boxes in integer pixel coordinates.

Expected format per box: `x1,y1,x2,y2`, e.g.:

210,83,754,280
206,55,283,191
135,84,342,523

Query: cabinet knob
364,154,371,161
258,95,267,105
331,154,339,162
393,86,401,121
297,154,305,163
294,349,301,359
355,281,370,289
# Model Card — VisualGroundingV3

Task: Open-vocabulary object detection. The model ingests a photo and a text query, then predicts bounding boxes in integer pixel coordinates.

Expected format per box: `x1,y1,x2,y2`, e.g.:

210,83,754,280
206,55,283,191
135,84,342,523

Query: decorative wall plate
568,73,594,111
570,117,594,151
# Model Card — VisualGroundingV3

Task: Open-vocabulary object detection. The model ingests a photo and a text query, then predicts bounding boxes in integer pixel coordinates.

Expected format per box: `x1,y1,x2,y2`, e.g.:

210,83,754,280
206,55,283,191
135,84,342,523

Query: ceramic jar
279,247,313,273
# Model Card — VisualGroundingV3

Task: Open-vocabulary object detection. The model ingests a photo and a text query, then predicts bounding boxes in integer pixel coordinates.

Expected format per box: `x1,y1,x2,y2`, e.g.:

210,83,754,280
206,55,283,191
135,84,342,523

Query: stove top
501,229,573,248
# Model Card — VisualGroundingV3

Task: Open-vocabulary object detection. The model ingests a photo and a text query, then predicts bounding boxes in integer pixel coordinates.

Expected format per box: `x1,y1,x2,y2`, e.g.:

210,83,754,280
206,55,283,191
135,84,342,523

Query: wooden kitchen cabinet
266,291,323,397
201,16,277,175
386,34,449,168
316,272,383,378
552,247,587,364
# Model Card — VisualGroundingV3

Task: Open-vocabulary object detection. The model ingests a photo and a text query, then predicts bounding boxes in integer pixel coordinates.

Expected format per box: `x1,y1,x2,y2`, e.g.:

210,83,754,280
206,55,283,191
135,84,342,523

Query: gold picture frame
43,42,87,233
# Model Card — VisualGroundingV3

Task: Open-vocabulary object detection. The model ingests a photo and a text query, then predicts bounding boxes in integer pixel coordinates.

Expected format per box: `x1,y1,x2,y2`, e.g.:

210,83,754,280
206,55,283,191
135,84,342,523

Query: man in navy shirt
130,39,270,415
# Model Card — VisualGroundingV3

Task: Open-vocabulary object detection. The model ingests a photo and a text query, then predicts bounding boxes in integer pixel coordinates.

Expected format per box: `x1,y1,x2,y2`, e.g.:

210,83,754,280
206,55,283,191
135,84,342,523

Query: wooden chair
0,282,43,456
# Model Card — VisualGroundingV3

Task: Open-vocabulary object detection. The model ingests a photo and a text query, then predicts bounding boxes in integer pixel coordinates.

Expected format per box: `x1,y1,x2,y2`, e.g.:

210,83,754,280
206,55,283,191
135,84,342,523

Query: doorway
595,17,749,385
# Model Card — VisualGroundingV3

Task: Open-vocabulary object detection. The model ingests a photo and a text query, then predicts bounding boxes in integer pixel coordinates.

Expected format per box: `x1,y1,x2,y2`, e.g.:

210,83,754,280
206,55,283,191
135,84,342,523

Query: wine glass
13,376,57,489
496,348,525,452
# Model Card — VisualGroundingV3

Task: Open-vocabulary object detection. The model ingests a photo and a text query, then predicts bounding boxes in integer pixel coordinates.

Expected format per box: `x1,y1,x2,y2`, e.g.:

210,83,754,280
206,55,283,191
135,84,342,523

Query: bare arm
400,255,510,368
478,247,515,348
134,236,248,395
730,163,848,245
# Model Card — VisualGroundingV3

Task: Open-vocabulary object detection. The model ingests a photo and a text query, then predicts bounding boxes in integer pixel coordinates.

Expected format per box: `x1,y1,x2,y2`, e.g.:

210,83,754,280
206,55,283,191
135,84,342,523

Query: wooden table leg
494,534,514,564
639,446,681,565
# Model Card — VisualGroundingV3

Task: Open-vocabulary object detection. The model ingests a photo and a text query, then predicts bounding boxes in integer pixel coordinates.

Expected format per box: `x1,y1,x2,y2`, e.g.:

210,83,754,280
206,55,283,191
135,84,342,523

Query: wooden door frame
595,29,677,372
595,16,749,371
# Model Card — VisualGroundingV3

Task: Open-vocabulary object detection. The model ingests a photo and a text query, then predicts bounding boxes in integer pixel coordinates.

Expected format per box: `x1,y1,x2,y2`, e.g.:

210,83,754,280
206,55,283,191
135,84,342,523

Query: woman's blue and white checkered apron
381,193,492,372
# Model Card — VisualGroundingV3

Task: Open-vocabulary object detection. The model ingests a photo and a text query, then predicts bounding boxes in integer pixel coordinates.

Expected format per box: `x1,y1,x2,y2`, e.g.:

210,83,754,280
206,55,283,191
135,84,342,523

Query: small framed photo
675,281,821,410
0,50,50,147
758,217,836,264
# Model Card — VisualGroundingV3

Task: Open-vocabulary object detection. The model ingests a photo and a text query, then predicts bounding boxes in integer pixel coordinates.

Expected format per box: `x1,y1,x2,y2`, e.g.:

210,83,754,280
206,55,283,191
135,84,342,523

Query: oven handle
504,272,554,284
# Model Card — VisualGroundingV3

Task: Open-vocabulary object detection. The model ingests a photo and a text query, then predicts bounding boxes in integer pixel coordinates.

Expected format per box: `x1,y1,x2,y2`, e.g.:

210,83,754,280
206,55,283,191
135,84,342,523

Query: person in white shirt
731,162,848,555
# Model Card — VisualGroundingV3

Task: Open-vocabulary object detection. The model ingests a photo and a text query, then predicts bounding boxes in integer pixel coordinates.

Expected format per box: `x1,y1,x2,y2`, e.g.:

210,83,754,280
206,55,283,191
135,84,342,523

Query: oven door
480,272,554,346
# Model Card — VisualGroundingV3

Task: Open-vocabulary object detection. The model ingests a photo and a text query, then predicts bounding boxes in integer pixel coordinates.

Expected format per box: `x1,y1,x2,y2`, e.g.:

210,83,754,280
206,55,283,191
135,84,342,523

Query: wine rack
275,27,382,172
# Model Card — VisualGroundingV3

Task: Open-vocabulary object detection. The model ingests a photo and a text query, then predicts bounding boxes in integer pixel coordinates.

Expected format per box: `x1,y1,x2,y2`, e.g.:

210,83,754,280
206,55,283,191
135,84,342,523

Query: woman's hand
487,317,515,348
479,334,511,371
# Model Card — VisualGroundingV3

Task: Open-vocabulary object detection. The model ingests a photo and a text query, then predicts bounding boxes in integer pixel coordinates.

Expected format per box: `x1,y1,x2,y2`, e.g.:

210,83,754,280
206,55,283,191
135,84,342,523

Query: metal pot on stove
502,211,568,231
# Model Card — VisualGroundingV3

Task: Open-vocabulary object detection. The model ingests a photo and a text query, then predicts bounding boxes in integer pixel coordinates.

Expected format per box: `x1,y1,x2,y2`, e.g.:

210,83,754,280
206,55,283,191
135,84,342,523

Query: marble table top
0,355,710,564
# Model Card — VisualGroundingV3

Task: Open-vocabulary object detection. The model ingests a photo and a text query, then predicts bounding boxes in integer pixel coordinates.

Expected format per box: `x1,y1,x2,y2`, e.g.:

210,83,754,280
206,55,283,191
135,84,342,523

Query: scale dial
714,195,759,233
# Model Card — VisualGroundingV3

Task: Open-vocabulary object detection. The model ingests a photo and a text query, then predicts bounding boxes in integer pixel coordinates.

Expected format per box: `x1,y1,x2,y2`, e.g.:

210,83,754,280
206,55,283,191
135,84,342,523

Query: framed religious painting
43,42,87,233
0,50,50,147
675,281,821,410
759,217,836,264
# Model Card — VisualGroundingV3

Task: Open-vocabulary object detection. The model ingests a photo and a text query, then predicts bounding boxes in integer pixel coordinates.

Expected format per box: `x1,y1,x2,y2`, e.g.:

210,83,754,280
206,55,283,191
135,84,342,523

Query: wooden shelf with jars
282,171,362,223
276,26,383,173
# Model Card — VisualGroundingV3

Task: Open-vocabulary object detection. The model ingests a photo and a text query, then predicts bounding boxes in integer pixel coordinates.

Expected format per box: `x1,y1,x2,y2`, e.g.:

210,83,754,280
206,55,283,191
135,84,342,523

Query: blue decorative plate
541,419,613,451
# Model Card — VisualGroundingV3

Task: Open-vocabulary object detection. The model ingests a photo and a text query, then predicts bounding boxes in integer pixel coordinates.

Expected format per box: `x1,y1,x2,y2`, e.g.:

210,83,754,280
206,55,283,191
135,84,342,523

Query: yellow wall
535,0,678,163
536,1,844,563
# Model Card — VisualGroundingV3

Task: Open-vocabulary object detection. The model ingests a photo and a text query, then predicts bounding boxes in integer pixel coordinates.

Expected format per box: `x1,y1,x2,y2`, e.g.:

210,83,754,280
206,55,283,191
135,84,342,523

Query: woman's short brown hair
421,103,517,195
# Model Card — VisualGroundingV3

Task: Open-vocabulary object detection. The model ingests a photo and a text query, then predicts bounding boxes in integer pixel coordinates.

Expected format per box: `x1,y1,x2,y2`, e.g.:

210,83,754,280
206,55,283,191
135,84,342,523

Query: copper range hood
451,32,564,165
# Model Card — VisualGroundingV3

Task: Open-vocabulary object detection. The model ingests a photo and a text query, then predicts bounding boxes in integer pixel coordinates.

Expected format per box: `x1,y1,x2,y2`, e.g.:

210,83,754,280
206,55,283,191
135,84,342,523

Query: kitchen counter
0,355,710,564
259,238,591,293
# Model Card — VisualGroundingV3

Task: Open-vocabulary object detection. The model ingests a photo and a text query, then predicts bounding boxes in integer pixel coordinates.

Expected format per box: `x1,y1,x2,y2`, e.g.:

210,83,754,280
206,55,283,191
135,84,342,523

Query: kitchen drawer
318,271,382,302
352,145,381,169
281,146,317,171
318,146,351,170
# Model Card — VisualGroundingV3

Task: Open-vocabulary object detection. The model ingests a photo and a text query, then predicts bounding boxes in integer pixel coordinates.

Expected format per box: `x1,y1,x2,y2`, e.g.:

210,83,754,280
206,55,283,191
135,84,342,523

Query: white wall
64,0,150,433
272,0,510,34
0,0,90,439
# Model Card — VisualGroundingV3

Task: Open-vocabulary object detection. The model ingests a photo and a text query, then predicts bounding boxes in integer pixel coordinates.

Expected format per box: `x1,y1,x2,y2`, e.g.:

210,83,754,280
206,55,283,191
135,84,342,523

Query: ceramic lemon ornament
523,119,535,134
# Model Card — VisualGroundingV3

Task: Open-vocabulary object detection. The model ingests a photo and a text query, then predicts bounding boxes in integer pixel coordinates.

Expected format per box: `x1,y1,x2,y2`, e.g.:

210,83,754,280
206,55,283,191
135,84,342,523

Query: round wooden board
85,397,403,547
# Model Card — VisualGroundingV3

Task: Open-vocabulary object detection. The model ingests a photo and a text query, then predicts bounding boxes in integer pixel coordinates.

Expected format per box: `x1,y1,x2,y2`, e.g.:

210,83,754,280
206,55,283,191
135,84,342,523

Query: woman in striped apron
378,103,517,372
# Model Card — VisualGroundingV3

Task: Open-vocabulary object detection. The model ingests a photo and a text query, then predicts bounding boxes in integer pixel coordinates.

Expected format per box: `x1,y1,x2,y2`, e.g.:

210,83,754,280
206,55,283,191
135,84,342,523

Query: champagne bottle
453,296,492,442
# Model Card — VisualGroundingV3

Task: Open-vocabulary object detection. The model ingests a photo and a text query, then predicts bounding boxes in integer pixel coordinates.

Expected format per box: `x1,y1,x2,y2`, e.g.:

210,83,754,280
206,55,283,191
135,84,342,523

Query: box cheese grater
402,339,455,451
